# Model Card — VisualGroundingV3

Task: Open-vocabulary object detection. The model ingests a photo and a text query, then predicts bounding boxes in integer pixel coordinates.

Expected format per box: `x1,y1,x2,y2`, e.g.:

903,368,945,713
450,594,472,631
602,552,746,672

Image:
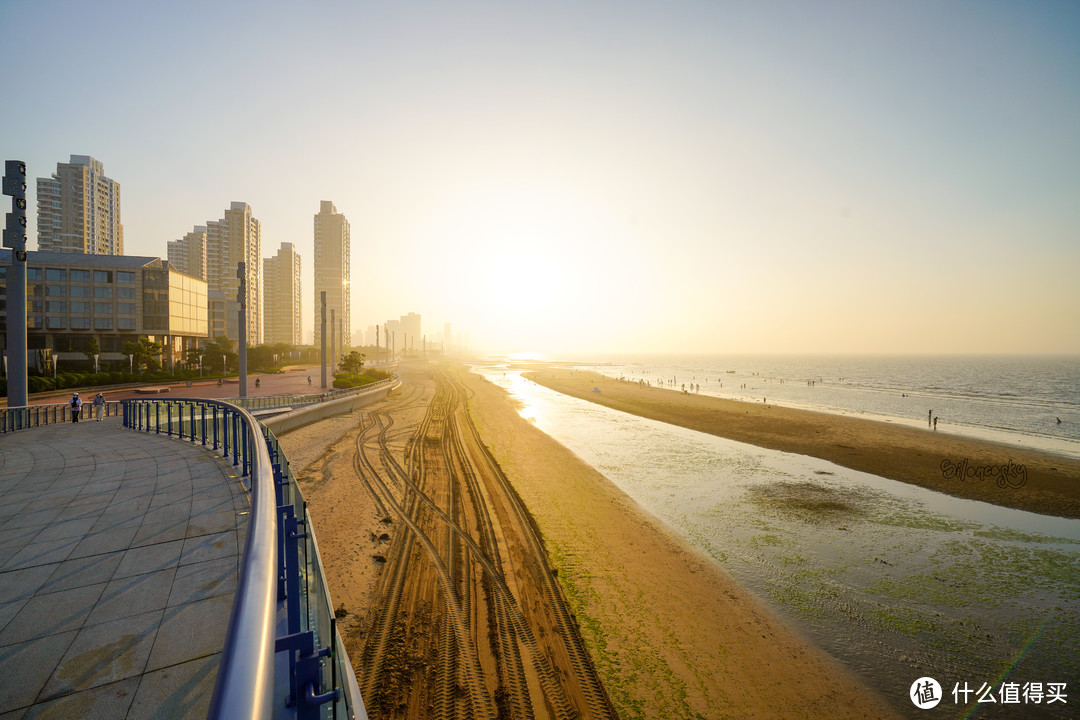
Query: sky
2,0,1078,355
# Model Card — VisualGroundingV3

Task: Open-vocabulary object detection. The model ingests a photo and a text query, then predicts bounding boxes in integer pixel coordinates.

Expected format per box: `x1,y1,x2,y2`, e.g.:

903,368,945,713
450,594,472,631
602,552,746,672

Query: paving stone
0,582,106,647
114,540,184,579
127,654,218,720
39,553,123,594
179,531,237,566
168,557,237,606
86,569,176,626
19,677,138,720
0,630,79,713
40,610,161,701
145,595,232,671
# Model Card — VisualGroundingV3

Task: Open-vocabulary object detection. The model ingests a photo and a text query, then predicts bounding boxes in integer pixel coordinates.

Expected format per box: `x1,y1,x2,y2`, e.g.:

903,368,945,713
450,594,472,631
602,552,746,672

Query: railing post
232,412,239,467
202,405,207,446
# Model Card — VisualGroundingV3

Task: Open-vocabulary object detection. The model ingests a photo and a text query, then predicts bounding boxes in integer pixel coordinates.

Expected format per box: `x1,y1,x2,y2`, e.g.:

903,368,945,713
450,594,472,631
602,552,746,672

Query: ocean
551,354,1080,457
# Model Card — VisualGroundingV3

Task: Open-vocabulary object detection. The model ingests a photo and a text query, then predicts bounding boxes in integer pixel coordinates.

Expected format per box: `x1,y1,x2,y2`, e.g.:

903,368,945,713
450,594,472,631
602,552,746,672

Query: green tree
340,351,366,375
203,336,237,373
122,337,164,373
83,336,101,366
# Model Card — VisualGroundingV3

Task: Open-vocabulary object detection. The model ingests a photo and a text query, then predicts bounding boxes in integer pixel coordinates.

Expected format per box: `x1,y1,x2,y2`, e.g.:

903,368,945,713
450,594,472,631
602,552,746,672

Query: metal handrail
121,396,369,720
0,401,122,432
203,400,278,720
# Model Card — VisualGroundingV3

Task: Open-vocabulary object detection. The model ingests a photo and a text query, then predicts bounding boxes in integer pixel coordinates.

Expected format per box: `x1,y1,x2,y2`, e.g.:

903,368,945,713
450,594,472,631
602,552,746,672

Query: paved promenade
0,417,246,719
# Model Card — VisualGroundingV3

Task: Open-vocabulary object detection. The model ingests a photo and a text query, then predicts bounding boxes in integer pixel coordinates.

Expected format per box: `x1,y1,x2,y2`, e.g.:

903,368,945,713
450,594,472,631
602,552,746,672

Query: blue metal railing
0,401,122,431
122,397,368,720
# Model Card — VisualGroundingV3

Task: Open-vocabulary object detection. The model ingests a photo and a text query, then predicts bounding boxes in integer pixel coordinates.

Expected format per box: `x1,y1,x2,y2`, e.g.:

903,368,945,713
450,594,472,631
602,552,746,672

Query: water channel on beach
475,365,1080,719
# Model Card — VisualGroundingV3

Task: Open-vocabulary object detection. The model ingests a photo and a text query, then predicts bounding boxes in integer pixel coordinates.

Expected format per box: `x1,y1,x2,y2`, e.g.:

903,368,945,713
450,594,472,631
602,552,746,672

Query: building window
46,301,66,313
26,300,42,313
45,285,66,297
94,302,113,314
27,268,41,281
70,286,91,298
118,317,135,330
117,271,136,284
71,317,90,329
70,301,89,313
93,287,112,298
93,270,112,283
94,318,113,330
117,302,136,315
45,269,66,281
69,269,90,282
28,316,43,329
46,317,67,329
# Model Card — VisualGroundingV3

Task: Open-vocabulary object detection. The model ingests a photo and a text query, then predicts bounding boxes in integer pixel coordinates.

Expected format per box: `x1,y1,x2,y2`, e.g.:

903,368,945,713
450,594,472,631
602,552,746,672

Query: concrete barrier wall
261,378,401,435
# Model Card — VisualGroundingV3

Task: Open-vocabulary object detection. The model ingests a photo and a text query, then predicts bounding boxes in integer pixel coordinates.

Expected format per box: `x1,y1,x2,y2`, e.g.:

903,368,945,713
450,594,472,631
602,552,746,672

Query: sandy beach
281,362,901,719
525,369,1080,520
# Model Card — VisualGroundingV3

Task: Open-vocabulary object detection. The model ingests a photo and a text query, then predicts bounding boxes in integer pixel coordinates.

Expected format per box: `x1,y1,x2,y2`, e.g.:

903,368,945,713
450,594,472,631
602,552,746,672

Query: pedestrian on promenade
93,393,105,421
70,393,82,423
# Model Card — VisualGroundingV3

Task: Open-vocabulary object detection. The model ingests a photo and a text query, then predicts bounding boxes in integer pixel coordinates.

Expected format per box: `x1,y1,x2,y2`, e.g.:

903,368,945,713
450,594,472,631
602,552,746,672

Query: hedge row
4,368,223,397
331,369,389,389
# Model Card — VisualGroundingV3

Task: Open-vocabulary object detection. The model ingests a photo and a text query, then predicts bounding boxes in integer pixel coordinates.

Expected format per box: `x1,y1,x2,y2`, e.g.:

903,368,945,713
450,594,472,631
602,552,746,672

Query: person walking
70,392,82,423
93,393,106,421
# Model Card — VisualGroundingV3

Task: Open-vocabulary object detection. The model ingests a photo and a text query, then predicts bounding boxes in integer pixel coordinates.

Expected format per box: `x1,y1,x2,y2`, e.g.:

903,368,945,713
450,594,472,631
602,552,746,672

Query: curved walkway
0,417,246,720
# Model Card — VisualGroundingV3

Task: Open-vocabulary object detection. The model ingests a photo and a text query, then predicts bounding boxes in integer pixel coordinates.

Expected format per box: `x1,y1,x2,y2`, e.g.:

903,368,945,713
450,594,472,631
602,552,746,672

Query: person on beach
255,377,261,389
929,410,933,427
933,416,939,431
70,392,82,422
93,393,105,421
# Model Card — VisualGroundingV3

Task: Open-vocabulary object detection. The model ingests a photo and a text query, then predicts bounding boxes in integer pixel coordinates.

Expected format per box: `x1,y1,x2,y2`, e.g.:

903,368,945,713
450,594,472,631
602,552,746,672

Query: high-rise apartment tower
313,201,350,350
202,202,262,345
263,242,302,345
36,155,124,255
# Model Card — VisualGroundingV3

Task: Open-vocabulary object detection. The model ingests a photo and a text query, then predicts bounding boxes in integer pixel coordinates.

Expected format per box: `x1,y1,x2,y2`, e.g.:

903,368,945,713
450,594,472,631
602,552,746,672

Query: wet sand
526,369,1080,520
281,363,901,719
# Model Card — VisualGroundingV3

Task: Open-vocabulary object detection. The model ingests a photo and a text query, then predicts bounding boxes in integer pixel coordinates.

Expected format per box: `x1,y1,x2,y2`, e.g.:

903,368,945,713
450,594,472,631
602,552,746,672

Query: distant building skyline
36,155,124,256
313,200,350,351
263,241,302,345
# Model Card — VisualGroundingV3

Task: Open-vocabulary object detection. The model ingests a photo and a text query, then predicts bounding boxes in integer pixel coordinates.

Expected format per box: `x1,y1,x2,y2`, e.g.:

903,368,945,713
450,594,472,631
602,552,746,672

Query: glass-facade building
0,250,208,369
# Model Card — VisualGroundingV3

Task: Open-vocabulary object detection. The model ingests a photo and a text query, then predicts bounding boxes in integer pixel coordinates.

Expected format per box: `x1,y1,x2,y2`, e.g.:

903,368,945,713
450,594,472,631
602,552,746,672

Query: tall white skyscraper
263,242,302,345
313,201,350,350
36,155,124,255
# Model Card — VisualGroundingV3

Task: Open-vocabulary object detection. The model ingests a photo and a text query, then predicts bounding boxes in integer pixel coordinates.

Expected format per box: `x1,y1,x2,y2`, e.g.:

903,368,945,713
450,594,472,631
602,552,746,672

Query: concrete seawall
261,379,401,436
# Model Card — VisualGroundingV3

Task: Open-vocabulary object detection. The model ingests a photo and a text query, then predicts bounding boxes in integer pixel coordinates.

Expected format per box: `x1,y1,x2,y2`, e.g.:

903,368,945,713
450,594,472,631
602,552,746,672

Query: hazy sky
2,0,1078,355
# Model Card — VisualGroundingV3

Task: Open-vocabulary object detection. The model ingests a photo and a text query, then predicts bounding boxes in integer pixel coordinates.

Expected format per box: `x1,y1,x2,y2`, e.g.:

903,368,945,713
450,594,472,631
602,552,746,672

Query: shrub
28,376,55,393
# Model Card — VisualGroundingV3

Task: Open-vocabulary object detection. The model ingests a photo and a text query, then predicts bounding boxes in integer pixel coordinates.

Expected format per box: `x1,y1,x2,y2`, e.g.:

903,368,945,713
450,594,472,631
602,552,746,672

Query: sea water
549,354,1080,458
474,362,1080,719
